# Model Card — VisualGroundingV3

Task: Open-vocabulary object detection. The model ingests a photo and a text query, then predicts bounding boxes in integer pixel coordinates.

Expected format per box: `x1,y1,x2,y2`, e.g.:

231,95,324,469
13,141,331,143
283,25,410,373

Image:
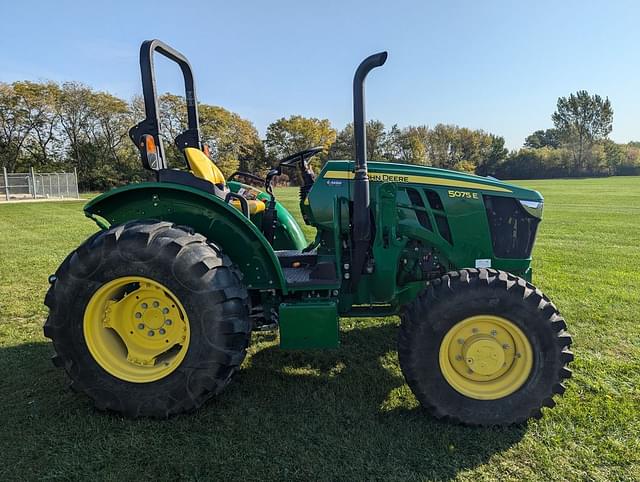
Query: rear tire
398,268,573,426
44,220,251,418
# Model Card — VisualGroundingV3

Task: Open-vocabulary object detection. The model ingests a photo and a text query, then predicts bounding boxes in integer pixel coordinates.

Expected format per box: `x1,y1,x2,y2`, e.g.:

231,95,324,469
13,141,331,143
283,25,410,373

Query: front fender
84,182,287,292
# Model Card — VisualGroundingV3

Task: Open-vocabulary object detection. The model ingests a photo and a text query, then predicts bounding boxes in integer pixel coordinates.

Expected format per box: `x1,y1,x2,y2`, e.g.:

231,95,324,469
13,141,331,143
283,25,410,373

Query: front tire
398,268,573,426
44,220,251,418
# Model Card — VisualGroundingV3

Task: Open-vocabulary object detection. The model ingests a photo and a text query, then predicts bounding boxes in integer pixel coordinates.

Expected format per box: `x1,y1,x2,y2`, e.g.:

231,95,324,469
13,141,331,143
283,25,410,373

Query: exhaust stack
350,51,387,286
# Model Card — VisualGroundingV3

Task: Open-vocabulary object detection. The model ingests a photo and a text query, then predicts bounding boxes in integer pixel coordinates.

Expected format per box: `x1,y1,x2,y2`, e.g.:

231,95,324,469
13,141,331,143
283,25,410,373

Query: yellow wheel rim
438,315,533,400
83,276,190,383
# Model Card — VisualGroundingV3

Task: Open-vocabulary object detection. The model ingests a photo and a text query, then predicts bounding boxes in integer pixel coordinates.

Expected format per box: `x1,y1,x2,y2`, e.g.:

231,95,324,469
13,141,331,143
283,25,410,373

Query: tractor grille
484,195,540,258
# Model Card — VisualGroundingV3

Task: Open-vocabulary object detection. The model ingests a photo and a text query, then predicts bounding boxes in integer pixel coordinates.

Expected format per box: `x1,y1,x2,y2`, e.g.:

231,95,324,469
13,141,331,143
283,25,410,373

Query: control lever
262,167,281,245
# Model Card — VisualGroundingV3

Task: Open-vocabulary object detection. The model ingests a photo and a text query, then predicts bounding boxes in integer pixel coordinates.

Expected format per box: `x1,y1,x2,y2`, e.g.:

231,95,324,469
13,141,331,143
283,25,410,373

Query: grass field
1,177,639,480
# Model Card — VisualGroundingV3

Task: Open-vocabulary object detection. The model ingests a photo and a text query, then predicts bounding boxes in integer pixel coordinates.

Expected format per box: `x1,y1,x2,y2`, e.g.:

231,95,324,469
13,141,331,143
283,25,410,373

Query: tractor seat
184,147,265,215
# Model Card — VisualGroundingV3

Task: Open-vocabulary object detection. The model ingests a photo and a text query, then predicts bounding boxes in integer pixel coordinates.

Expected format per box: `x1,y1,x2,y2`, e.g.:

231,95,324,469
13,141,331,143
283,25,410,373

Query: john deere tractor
44,40,572,425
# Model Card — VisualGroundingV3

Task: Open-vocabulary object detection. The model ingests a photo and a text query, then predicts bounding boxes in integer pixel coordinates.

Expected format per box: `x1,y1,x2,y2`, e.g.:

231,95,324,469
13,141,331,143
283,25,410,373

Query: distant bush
491,142,640,179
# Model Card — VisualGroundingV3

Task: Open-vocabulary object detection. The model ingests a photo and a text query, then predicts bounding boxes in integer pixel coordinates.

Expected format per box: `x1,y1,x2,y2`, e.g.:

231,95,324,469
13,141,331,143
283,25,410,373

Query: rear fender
84,182,288,292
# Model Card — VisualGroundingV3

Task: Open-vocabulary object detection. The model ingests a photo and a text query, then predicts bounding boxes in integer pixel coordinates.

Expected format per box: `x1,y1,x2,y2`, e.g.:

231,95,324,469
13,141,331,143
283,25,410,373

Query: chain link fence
1,167,79,201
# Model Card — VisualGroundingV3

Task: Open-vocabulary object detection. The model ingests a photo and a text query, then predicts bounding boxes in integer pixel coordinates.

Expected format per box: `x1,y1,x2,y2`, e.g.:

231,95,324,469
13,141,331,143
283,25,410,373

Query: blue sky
1,0,638,149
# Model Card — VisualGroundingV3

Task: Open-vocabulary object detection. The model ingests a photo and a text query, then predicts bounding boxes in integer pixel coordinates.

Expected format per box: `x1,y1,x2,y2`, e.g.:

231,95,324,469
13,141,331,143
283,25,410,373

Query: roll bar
129,39,202,171
350,51,388,287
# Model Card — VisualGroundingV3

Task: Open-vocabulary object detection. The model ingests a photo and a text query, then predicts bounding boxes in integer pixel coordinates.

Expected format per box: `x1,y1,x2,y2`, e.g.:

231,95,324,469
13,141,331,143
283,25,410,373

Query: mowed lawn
0,177,638,481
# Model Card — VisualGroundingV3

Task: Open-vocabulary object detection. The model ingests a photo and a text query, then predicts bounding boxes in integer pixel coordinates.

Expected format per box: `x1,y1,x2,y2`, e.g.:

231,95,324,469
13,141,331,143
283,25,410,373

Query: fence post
65,173,70,198
74,168,80,199
3,167,9,201
56,173,61,198
30,167,37,198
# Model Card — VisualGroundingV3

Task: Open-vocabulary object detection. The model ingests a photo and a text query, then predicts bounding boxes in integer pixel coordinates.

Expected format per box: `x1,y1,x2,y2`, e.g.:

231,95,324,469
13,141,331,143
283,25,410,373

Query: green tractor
44,40,572,425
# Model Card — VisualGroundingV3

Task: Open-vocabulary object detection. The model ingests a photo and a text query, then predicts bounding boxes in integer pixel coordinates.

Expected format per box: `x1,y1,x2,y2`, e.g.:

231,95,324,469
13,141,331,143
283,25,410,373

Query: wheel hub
439,315,533,400
464,338,505,376
141,307,164,330
84,276,190,382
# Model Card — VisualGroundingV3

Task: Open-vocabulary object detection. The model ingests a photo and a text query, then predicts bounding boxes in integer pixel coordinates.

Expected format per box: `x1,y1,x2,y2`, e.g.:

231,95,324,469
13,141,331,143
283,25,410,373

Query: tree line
1,80,638,190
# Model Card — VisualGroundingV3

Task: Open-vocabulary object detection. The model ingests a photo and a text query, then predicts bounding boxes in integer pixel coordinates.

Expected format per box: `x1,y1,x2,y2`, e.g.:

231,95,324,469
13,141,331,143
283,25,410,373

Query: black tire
398,268,573,426
43,220,251,418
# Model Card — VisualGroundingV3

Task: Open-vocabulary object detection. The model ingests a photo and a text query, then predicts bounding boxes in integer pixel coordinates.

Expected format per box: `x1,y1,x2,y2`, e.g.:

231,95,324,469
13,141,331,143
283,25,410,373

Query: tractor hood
320,160,542,203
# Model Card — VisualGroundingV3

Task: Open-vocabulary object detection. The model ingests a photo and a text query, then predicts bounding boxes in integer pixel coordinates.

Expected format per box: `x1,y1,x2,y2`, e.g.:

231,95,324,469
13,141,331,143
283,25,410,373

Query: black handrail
129,39,201,171
224,192,250,218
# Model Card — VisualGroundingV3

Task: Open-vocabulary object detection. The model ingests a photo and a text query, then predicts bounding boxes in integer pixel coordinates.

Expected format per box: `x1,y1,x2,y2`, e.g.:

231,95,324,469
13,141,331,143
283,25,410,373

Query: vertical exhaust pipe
350,51,387,287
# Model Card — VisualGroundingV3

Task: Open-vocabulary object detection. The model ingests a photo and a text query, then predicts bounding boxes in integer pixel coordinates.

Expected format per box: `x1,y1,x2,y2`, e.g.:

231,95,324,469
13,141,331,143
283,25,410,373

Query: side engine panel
306,161,540,308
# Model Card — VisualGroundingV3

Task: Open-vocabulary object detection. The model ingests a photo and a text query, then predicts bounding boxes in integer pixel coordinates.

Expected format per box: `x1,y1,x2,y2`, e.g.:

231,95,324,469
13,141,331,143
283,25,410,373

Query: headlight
518,200,543,219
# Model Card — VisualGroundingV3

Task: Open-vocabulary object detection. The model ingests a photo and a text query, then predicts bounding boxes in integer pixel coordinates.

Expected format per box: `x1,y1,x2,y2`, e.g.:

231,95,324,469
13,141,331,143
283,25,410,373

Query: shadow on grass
0,322,526,480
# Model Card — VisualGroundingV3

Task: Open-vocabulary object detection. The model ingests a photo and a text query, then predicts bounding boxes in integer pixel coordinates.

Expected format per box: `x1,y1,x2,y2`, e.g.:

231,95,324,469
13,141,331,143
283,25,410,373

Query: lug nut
516,352,521,358
455,355,463,361
457,338,464,344
490,330,497,336
153,301,159,308
502,344,510,350
162,307,169,314
137,323,145,329
158,328,166,335
141,303,148,309
165,319,172,326
135,312,142,319
148,330,154,337
472,328,479,334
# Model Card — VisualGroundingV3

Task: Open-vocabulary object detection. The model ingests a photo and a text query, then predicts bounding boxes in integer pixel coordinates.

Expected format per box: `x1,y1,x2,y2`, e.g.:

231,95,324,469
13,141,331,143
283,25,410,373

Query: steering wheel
265,146,324,192
279,146,324,168
262,147,323,245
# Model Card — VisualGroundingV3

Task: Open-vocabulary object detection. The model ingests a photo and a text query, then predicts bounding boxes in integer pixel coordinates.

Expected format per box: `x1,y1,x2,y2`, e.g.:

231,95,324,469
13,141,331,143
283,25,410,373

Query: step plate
279,301,339,349
282,267,338,287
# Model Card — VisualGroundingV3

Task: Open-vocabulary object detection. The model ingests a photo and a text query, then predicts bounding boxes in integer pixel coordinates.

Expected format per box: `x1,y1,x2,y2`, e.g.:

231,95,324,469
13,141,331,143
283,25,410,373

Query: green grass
1,177,639,481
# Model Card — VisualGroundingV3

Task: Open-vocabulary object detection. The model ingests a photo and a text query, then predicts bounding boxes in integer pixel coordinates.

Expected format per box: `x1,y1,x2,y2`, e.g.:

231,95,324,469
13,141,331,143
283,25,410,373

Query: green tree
552,90,613,173
56,82,96,183
423,124,503,172
265,115,336,183
364,120,391,161
601,139,624,175
89,92,132,162
386,124,429,165
146,93,265,178
476,135,508,176
156,93,187,168
88,91,143,188
328,120,391,161
265,115,336,158
11,81,62,168
424,124,455,168
523,129,560,149
619,143,640,175
199,104,264,177
496,147,571,179
0,82,37,171
328,123,354,160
